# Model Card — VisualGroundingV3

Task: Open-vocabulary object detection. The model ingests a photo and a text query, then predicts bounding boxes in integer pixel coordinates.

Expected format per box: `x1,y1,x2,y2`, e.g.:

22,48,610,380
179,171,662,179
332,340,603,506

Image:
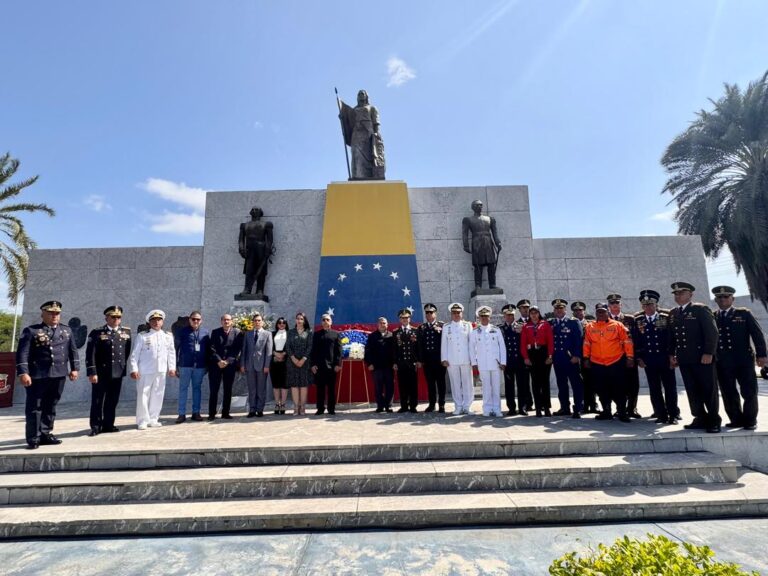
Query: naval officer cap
501,303,516,314
606,293,622,304
712,285,736,297
595,302,609,312
476,305,492,317
146,309,166,322
516,299,531,308
639,290,660,304
40,300,63,312
423,303,437,313
104,305,123,317
551,298,568,308
671,281,695,294
449,302,464,312
398,308,412,318
570,301,586,312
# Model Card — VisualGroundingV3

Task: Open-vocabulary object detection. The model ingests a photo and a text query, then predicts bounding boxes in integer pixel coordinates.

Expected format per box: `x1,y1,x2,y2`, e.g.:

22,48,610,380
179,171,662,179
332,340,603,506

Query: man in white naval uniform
129,309,176,430
441,302,474,415
470,306,506,417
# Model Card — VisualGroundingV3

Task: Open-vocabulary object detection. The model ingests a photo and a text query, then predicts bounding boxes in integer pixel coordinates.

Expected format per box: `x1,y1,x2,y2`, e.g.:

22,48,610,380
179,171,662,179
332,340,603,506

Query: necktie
678,306,684,315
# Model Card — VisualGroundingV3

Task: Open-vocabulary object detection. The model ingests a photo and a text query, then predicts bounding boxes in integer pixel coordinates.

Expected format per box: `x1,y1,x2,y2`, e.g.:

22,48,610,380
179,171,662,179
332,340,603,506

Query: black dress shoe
668,417,679,425
39,434,62,445
536,410,542,418
102,426,120,433
88,429,99,437
175,415,187,424
385,407,393,413
629,411,642,419
655,417,668,424
544,408,552,417
744,424,757,431
26,441,39,450
409,407,418,413
375,407,384,413
518,409,528,416
425,405,435,413
725,421,742,428
684,421,706,430
257,411,264,417
438,406,445,413
572,412,581,419
207,416,216,422
595,412,613,421
706,425,721,433
191,413,203,422
328,410,336,415
619,415,632,423
397,407,407,413
552,409,571,416
221,414,233,420
506,410,516,417
247,412,256,418
315,409,325,416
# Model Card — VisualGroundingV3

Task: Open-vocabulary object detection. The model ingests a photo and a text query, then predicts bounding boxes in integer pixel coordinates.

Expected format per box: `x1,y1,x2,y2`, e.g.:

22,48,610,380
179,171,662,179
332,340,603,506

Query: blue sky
3,0,767,309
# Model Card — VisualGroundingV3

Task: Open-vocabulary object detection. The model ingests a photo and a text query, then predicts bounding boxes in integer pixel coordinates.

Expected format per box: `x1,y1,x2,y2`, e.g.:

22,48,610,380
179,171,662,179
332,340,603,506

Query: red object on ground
0,352,17,408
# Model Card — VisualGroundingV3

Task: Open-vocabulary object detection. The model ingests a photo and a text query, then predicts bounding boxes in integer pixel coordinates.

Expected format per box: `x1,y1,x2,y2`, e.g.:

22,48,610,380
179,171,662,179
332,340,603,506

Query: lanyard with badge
194,331,200,353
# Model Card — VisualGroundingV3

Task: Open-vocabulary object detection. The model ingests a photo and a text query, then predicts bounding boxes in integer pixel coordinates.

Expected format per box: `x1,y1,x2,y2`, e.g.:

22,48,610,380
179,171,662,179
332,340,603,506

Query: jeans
178,366,206,415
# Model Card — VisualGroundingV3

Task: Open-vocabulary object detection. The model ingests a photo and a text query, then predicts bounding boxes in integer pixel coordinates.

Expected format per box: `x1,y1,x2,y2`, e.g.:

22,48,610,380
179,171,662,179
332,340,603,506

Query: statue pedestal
468,293,508,325
231,299,272,321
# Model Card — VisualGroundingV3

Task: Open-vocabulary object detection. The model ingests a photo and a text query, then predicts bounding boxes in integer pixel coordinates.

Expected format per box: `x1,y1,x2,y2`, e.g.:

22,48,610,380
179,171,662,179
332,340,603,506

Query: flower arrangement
232,310,275,331
339,329,368,359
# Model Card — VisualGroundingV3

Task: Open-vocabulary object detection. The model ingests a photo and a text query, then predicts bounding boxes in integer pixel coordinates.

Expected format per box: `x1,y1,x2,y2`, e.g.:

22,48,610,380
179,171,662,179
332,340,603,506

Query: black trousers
314,368,337,412
89,375,122,430
581,361,598,411
643,362,679,420
25,377,65,443
717,361,758,427
528,348,551,410
373,368,394,410
422,360,446,407
624,363,640,413
397,365,418,410
208,365,237,417
513,362,533,410
591,359,627,417
679,362,721,427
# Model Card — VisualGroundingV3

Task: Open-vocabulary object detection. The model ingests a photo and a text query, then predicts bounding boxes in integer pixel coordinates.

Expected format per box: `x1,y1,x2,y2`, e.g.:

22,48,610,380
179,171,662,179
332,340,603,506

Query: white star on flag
402,286,411,296
406,306,415,314
354,264,363,272
328,288,337,296
390,271,399,280
373,262,382,271
338,273,347,281
326,308,334,316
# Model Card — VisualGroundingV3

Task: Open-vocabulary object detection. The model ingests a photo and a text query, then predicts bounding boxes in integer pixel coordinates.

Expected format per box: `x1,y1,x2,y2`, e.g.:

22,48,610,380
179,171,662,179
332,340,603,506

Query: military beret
671,281,695,293
104,305,123,317
501,304,516,314
40,300,62,312
606,293,622,303
476,306,492,317
595,302,609,312
639,290,660,304
398,308,412,318
146,309,166,322
423,303,437,312
516,299,531,308
551,298,568,308
570,301,586,311
712,285,736,297
449,302,464,312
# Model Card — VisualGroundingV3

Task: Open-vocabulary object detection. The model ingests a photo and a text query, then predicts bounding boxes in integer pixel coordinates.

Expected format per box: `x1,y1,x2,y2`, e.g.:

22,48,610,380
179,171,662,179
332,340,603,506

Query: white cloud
83,194,112,212
139,178,207,213
386,57,416,87
138,178,207,236
650,209,676,221
148,212,205,235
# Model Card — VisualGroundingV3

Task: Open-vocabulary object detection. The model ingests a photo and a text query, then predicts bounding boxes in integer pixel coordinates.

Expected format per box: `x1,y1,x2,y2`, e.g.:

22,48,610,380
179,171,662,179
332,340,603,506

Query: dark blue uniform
16,322,80,445
498,321,531,414
393,326,419,412
364,330,396,411
632,311,679,422
416,320,446,410
549,317,584,414
85,325,132,432
612,313,640,416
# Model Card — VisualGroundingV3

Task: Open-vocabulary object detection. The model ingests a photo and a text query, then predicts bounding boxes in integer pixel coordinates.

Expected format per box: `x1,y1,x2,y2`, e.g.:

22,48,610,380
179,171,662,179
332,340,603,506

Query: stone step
1,469,766,538
0,452,738,505
0,435,705,473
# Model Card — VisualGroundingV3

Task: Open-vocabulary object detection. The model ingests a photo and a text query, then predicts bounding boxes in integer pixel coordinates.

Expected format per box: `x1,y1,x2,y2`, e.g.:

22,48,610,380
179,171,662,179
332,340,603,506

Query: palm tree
0,152,55,306
661,71,768,308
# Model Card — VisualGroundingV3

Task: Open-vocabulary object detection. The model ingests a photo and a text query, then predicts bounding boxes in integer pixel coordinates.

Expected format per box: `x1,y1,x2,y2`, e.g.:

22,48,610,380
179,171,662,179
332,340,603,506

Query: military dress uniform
632,291,679,424
393,310,420,413
712,286,767,430
499,304,526,415
441,303,474,415
514,299,534,411
16,301,80,448
668,282,721,432
470,306,506,417
571,301,598,413
549,299,584,417
607,294,640,418
416,303,446,412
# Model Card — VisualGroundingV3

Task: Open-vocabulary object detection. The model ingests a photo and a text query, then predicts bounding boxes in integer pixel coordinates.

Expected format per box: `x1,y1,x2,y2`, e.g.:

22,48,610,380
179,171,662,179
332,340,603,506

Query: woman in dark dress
270,317,289,414
287,312,313,415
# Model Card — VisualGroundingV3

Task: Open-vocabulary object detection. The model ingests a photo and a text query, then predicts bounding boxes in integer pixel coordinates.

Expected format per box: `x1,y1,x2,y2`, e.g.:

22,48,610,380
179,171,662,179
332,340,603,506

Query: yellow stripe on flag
321,181,416,256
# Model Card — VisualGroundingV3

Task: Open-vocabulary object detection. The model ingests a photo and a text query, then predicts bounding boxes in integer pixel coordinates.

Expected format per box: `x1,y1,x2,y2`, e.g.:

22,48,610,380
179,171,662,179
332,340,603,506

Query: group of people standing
14,280,766,449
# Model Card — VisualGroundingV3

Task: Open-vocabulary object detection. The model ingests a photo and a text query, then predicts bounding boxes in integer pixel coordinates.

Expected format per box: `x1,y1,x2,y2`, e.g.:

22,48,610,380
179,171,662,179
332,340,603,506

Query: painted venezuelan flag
314,181,423,325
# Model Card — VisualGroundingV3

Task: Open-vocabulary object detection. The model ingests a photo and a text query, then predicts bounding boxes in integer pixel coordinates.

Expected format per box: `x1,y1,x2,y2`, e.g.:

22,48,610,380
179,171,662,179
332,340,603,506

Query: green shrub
549,533,758,575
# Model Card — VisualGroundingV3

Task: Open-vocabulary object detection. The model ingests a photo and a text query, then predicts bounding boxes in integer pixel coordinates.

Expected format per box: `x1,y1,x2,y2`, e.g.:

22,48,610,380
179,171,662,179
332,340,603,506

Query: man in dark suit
208,313,242,420
16,301,80,449
365,316,396,413
712,285,767,430
310,313,342,415
668,282,721,433
632,290,679,424
85,305,132,435
239,312,272,417
416,303,446,413
393,308,419,413
607,293,640,418
549,299,584,418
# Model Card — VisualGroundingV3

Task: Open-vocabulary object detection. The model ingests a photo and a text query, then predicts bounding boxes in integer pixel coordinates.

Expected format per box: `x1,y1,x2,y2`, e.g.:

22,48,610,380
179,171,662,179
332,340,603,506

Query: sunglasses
190,318,202,322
